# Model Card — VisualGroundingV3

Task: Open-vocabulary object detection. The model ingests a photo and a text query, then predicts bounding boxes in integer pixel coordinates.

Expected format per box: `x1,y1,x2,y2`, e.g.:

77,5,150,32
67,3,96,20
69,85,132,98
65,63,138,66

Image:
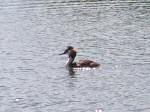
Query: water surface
0,0,150,112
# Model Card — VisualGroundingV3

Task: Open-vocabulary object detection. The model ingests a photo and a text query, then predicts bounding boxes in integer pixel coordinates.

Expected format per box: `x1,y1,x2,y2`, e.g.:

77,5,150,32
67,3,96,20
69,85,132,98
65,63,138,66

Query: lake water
0,0,150,112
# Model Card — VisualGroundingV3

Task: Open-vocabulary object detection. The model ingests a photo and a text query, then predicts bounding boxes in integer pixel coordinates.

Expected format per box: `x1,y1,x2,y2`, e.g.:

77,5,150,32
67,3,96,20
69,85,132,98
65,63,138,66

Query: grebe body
60,46,100,68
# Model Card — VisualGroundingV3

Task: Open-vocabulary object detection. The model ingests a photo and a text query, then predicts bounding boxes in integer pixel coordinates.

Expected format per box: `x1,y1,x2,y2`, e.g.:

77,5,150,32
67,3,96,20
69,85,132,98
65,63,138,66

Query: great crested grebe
59,46,100,68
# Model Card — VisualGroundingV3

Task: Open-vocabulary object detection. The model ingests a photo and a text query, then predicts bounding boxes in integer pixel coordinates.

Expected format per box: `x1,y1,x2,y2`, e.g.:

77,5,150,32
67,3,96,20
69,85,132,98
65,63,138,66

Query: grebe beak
59,52,65,55
59,46,74,55
59,49,68,55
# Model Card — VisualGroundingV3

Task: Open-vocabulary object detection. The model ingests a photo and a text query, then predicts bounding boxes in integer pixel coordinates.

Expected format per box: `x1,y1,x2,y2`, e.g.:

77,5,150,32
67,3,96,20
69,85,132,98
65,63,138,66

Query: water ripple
0,0,150,112
1,0,150,10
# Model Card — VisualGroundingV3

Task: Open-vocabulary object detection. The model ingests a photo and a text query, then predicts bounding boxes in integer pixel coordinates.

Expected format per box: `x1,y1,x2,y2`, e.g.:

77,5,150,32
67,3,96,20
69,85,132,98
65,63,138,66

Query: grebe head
60,46,77,67
59,46,74,55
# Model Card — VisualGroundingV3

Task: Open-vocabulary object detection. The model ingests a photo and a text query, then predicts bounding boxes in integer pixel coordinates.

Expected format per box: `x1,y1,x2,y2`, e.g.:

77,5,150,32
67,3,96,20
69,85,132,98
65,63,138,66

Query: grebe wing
77,60,93,66
78,60,93,64
77,60,99,67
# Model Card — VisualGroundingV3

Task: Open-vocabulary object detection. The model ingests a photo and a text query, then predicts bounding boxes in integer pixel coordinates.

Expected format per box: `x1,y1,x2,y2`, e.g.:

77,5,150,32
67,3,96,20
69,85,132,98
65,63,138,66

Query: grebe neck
66,57,75,67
